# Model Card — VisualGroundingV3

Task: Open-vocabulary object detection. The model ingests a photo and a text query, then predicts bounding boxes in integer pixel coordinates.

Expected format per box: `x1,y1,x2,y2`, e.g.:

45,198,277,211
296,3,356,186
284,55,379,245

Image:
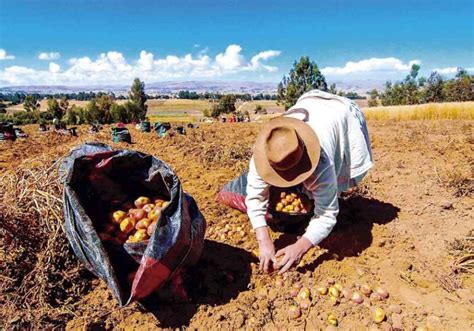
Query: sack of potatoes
60,143,206,306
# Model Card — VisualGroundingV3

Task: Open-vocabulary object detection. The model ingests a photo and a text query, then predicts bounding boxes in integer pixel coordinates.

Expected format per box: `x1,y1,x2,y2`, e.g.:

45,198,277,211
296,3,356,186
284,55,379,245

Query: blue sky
0,0,473,86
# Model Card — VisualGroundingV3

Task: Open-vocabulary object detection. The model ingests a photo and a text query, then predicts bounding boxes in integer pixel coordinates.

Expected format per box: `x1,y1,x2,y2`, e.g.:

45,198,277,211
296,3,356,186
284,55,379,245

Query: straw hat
253,117,320,187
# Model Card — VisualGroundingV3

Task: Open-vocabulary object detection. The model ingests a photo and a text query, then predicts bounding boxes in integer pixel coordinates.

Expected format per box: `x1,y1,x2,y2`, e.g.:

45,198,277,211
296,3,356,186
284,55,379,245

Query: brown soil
1,120,473,330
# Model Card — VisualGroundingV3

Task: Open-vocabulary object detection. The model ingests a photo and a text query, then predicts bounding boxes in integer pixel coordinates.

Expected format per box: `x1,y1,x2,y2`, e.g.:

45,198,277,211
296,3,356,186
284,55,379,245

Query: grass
148,114,197,123
146,99,211,115
363,102,474,121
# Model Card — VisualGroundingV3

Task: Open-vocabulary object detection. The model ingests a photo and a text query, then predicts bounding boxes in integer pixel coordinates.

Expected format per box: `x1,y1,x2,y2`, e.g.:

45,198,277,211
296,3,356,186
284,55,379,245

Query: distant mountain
0,81,278,95
0,79,385,96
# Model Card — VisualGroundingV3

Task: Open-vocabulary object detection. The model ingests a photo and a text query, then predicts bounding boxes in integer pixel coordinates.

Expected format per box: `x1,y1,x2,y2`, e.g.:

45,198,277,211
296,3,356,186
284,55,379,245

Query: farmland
1,102,473,330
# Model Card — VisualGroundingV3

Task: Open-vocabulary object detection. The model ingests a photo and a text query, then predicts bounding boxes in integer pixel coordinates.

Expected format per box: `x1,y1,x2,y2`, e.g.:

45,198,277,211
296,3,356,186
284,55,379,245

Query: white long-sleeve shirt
245,90,373,246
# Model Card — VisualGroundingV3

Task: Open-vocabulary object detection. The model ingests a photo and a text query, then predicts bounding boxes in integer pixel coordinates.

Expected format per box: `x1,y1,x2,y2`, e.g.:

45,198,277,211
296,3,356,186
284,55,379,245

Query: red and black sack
60,142,206,305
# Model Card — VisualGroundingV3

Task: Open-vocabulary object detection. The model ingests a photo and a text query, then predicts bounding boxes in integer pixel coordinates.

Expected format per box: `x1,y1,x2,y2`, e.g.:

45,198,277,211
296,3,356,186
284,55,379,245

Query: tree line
0,78,148,125
177,90,277,101
368,65,473,107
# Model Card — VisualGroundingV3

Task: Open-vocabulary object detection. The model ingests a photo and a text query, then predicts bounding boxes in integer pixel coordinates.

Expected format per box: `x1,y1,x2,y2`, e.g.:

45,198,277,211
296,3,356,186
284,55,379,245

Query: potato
351,292,364,304
299,298,311,310
328,286,340,298
375,287,389,299
147,221,157,236
133,229,149,242
154,198,165,206
373,307,385,324
134,196,150,208
129,208,146,222
327,313,338,326
136,218,151,230
148,207,162,222
142,203,155,213
120,218,135,234
298,288,311,300
111,210,126,224
280,192,286,199
288,305,301,319
361,284,372,296
317,286,328,295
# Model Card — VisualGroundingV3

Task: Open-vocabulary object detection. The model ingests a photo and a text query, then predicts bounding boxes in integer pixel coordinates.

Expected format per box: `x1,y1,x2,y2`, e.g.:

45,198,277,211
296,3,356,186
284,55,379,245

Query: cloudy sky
0,0,473,86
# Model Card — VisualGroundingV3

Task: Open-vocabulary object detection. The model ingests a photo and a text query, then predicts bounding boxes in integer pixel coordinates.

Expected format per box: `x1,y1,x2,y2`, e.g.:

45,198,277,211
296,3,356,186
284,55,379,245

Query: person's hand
255,227,276,273
275,237,313,274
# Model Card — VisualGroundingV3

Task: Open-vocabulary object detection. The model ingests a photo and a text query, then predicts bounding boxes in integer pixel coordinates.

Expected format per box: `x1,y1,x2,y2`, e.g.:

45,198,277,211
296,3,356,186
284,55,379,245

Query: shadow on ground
274,195,400,272
140,239,257,328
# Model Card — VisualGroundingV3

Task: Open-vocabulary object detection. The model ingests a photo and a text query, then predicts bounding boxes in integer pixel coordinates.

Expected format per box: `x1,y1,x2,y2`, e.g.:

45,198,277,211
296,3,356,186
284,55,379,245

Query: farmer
246,89,373,274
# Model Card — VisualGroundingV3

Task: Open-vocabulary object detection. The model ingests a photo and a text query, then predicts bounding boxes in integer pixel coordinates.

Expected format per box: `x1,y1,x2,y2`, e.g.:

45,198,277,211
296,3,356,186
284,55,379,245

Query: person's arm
245,157,270,229
276,158,339,273
302,161,339,246
245,157,276,272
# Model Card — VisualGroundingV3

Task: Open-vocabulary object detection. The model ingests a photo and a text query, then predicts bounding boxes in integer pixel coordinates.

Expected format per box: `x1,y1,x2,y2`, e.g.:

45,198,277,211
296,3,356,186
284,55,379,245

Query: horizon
0,0,473,87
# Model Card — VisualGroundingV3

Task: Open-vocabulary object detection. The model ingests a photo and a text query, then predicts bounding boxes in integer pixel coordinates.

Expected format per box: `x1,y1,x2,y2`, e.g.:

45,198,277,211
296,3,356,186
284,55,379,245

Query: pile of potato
98,196,169,244
274,192,308,214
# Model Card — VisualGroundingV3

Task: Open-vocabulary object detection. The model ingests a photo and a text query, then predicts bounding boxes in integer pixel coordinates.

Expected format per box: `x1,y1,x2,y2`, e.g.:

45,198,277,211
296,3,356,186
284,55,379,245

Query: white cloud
0,44,281,85
0,49,15,60
49,62,61,73
246,50,281,72
432,67,474,74
321,57,421,76
38,52,61,60
215,44,244,70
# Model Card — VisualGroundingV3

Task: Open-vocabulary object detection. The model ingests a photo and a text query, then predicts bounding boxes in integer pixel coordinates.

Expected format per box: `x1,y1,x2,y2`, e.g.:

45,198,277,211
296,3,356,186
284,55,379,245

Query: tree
129,78,147,121
110,103,129,123
0,102,7,114
85,99,100,124
329,83,337,94
368,89,379,107
217,94,236,114
47,98,63,119
96,95,113,123
254,104,267,114
23,95,40,112
277,56,327,109
59,97,70,115
423,72,444,103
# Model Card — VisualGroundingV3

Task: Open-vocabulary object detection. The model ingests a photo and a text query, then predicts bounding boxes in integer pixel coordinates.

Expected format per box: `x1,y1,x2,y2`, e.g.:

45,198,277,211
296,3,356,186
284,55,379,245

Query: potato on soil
317,286,328,295
298,288,311,300
327,313,338,326
351,292,364,304
373,307,386,324
299,298,311,310
288,305,301,319
329,286,340,298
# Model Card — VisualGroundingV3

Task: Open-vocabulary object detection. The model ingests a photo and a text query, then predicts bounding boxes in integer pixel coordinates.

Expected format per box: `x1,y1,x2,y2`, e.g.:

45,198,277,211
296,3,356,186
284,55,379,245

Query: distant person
52,117,60,130
246,89,373,274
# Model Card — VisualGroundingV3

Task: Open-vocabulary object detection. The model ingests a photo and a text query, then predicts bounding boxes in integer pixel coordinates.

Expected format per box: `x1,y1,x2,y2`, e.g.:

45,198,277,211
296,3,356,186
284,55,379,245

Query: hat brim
253,117,320,188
